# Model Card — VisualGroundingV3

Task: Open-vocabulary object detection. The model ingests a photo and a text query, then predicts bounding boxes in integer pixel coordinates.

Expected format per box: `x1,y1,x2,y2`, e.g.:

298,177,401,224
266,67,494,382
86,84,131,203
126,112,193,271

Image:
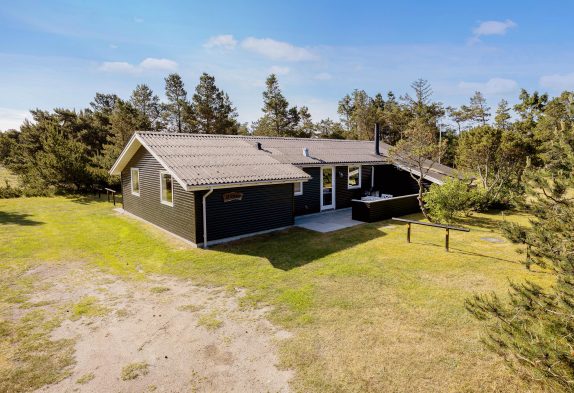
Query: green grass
149,286,170,294
0,196,553,392
120,362,149,381
76,372,95,384
197,311,223,330
70,296,108,321
177,304,204,313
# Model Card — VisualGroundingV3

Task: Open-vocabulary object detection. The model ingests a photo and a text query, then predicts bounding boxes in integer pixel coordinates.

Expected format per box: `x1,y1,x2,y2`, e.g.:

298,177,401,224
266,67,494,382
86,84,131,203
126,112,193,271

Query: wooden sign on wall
223,192,243,202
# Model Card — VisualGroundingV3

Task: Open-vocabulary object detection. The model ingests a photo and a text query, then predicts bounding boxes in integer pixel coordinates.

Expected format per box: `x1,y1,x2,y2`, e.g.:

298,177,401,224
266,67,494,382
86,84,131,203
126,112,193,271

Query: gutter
202,187,214,249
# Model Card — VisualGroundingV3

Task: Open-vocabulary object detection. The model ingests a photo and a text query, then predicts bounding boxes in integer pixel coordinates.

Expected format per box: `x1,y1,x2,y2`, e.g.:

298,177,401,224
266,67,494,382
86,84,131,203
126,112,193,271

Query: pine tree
466,121,574,391
514,89,549,124
469,91,491,125
164,73,191,133
388,117,446,220
380,91,409,145
337,94,354,133
296,106,314,138
253,74,291,136
130,84,162,131
495,99,512,130
190,73,239,135
447,106,469,133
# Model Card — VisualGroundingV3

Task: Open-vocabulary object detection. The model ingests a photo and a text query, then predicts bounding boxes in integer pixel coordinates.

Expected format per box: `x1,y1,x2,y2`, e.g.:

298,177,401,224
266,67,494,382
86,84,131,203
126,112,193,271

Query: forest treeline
2,71,574,389
0,71,570,202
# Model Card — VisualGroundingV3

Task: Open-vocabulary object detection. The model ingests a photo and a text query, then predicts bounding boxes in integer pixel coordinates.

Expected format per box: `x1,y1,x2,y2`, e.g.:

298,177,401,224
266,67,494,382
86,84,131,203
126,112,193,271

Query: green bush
0,180,56,199
0,183,22,199
423,178,483,223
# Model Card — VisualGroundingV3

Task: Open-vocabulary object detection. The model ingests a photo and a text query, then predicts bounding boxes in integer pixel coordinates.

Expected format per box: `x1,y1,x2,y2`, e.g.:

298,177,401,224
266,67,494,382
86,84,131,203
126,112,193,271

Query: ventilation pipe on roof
256,142,262,150
374,123,381,155
303,147,310,157
202,187,214,249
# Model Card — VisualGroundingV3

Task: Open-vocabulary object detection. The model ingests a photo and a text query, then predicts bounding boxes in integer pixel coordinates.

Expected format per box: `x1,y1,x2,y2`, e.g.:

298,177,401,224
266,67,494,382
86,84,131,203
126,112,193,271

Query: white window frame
320,166,336,211
294,181,303,196
159,171,174,207
347,165,362,190
130,168,140,196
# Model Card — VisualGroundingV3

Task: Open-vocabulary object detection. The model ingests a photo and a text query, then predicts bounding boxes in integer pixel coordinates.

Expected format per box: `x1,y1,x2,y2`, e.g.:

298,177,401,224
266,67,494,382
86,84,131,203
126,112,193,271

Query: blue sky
2,0,574,130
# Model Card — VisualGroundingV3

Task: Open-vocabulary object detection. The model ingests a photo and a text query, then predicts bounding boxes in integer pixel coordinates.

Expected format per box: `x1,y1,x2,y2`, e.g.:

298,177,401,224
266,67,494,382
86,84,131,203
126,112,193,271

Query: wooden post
107,190,110,203
407,223,411,243
112,193,116,206
445,228,450,252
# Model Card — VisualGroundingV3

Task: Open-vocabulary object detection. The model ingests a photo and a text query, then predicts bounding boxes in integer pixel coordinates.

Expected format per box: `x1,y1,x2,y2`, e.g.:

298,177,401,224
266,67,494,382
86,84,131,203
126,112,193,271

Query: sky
1,0,574,130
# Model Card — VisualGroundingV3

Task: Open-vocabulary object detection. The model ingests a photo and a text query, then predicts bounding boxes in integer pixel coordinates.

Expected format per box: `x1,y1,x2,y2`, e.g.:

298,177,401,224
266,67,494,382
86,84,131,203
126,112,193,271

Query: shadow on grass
215,225,386,271
67,194,123,205
0,211,43,226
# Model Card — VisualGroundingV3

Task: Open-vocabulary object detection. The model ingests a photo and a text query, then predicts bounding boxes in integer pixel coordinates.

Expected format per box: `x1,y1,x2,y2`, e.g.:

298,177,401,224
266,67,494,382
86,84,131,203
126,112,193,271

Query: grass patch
177,303,203,313
0,197,554,392
76,372,95,384
149,286,170,294
70,296,108,320
197,311,223,331
0,310,74,393
121,362,149,381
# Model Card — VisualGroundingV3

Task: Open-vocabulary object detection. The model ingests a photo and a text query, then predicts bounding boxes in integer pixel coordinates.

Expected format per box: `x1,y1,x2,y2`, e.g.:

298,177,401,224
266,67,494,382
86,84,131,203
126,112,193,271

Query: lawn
0,196,553,392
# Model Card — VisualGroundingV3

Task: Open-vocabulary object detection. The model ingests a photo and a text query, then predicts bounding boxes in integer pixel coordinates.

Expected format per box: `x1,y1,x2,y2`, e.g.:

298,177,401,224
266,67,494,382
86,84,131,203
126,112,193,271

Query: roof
240,136,389,165
110,132,455,190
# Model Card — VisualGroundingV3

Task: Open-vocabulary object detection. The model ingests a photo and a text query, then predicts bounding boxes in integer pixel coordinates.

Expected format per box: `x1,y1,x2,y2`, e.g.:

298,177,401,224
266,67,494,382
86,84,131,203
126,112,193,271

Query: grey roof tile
135,132,454,187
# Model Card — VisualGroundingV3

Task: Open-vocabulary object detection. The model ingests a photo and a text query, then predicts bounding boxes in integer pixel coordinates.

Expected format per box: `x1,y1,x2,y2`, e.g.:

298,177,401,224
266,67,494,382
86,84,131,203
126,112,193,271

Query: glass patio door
321,167,335,210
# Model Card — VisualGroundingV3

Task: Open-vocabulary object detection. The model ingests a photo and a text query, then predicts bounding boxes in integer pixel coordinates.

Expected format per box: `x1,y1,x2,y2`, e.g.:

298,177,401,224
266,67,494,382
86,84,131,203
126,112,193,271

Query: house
109,129,454,247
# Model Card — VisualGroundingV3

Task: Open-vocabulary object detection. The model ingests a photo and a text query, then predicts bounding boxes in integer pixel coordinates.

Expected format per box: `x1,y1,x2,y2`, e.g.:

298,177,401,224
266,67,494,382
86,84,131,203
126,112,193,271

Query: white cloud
109,44,118,49
134,17,144,23
99,58,178,74
540,72,574,90
269,65,290,75
458,78,518,95
469,19,517,44
241,37,318,61
204,34,237,49
139,58,178,71
315,72,332,80
99,61,137,74
0,108,29,130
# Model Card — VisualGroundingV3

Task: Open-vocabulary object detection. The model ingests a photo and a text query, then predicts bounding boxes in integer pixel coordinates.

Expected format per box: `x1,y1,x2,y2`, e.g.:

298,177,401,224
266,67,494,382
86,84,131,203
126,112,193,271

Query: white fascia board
109,133,188,191
187,177,310,191
394,164,444,185
109,133,140,175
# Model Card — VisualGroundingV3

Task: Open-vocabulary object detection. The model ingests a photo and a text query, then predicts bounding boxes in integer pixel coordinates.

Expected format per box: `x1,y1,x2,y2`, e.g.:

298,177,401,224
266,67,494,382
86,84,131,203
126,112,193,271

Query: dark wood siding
121,146,198,243
335,166,365,209
352,194,420,222
195,183,294,242
373,165,420,196
335,165,372,209
294,167,320,216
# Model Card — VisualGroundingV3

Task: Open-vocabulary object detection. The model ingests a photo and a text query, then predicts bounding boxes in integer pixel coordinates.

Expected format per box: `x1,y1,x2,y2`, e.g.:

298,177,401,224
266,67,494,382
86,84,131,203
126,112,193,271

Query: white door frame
320,166,336,211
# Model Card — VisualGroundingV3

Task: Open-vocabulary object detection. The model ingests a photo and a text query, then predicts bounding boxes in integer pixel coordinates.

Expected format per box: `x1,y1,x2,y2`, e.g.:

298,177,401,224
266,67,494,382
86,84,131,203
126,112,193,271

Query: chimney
302,147,310,157
374,123,381,155
256,142,262,150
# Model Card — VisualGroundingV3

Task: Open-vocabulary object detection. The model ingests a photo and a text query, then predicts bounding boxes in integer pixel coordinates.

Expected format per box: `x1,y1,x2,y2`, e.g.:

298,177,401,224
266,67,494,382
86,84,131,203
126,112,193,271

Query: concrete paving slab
294,209,363,233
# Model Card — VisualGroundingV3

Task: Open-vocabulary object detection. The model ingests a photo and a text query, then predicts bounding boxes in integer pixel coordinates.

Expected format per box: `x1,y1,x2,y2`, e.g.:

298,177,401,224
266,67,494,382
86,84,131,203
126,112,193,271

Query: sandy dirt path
29,264,292,393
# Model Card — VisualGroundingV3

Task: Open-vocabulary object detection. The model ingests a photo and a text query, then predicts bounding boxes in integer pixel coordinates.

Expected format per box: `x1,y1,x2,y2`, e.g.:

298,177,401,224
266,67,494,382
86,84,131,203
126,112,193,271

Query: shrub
423,178,482,223
0,182,22,199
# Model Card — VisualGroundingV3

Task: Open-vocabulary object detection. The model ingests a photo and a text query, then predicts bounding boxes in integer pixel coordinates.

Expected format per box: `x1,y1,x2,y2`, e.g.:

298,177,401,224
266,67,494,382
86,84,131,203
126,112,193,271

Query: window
294,181,303,196
347,165,361,189
130,168,140,196
160,171,173,206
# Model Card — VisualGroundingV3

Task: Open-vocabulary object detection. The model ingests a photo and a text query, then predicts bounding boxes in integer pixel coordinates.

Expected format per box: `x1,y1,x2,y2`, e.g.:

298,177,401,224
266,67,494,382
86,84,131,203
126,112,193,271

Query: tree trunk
417,177,432,222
